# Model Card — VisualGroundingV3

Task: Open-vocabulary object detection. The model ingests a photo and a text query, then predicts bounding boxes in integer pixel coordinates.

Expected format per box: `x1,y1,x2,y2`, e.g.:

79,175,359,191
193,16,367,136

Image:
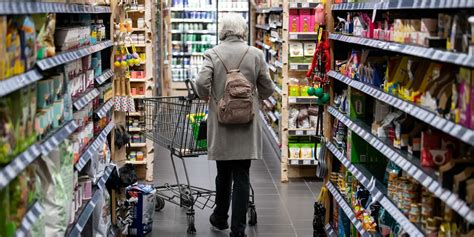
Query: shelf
275,86,283,96
256,7,283,13
327,106,474,224
289,63,311,71
126,159,147,165
255,24,271,31
326,142,425,236
96,165,114,190
172,41,216,45
131,28,146,32
288,129,317,136
73,89,100,111
269,22,282,29
126,43,146,48
170,30,216,34
15,201,44,237
332,0,474,10
172,52,204,56
129,78,147,82
326,182,369,237
126,8,145,13
128,112,144,116
0,2,111,14
95,99,115,119
37,40,113,71
42,120,79,156
269,49,277,56
267,111,278,122
218,8,249,12
259,111,280,147
267,63,277,72
289,32,318,41
328,71,474,145
0,144,42,189
129,127,143,132
95,69,114,85
325,223,336,237
329,33,474,68
0,70,43,97
289,2,321,9
270,36,283,44
68,189,101,236
274,61,283,69
75,122,115,171
171,18,215,23
288,96,321,104
132,95,146,99
129,143,147,148
288,159,318,165
170,7,214,11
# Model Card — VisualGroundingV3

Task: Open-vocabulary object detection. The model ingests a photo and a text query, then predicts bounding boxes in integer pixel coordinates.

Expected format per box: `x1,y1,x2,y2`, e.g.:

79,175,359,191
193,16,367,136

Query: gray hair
219,13,248,41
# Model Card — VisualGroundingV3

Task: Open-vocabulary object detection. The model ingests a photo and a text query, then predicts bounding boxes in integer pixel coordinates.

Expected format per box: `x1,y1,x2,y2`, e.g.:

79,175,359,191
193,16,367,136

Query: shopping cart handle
185,79,198,100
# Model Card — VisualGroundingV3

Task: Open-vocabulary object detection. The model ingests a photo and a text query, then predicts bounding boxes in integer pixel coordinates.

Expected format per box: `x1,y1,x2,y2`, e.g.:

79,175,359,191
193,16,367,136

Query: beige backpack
212,47,255,124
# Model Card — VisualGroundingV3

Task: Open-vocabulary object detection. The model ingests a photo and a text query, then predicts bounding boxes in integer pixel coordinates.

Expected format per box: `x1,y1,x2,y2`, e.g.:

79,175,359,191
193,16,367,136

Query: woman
195,13,274,237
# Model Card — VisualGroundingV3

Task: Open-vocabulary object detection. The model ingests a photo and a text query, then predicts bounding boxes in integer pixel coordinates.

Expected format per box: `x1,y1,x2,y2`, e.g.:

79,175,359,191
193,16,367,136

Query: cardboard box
289,10,299,32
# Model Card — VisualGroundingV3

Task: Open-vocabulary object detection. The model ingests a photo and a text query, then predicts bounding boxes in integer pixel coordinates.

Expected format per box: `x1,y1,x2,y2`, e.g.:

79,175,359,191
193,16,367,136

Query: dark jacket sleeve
196,50,214,99
256,50,275,100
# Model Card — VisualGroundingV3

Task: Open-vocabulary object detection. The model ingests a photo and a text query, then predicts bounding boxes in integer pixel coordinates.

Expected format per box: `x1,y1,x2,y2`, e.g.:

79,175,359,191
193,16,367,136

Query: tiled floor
151,136,323,236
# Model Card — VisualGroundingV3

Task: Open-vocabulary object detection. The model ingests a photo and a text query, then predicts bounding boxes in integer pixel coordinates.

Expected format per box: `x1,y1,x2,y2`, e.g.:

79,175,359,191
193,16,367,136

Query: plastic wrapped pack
93,188,111,237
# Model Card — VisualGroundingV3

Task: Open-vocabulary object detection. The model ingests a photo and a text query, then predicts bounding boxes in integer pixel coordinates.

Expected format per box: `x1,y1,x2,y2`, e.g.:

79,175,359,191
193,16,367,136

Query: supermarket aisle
151,135,323,237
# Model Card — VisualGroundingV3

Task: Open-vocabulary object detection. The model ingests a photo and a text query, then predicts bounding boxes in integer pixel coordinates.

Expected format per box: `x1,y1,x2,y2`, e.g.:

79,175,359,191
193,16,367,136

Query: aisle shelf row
288,96,321,104
255,24,271,31
37,40,113,71
288,129,317,136
288,158,318,165
75,122,115,171
327,106,474,224
326,142,425,236
256,7,283,13
289,32,318,41
95,99,115,119
0,2,111,15
328,71,474,145
326,182,370,237
289,63,311,71
0,120,78,189
169,7,248,12
325,223,337,237
332,0,474,11
73,89,100,111
95,69,114,85
170,30,216,34
68,164,114,237
259,111,280,147
126,159,147,165
0,70,43,97
289,2,321,9
15,201,44,237
170,19,215,23
96,165,114,190
329,33,474,68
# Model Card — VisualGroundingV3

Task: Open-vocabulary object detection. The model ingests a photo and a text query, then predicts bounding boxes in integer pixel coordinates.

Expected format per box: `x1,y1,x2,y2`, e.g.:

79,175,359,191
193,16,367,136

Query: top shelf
0,2,111,14
256,7,283,13
332,0,474,11
289,2,321,9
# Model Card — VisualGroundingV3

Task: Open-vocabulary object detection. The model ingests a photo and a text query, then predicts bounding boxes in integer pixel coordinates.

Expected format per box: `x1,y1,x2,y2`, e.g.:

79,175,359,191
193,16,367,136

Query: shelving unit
0,2,118,236
324,1,474,236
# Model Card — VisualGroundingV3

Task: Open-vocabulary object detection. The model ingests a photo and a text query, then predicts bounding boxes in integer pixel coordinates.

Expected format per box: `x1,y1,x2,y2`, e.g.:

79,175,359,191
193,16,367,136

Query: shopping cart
142,80,257,234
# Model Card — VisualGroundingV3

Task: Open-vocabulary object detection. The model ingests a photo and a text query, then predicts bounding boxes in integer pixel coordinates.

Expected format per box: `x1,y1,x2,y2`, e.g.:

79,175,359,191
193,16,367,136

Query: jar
129,151,137,160
137,152,144,161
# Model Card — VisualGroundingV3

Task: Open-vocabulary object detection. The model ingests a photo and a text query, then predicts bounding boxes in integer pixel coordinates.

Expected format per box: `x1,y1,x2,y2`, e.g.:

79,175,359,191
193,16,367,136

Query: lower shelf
126,159,147,165
288,159,318,165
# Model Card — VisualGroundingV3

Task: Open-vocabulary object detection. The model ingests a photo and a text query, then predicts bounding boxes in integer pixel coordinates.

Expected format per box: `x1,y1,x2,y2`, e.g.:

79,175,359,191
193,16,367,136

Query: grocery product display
168,0,249,95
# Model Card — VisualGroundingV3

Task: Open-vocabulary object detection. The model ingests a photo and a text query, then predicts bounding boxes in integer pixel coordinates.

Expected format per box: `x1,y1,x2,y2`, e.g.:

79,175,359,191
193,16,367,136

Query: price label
290,34,297,40
303,159,311,165
290,64,298,70
290,3,297,8
301,3,309,8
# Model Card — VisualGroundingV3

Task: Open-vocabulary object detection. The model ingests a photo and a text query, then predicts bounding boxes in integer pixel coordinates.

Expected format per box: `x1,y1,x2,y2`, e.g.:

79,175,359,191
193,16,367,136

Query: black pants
213,160,251,234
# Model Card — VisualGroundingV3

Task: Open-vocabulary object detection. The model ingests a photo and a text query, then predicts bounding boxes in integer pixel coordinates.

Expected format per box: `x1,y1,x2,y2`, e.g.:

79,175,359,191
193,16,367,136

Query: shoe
229,232,247,237
210,213,229,231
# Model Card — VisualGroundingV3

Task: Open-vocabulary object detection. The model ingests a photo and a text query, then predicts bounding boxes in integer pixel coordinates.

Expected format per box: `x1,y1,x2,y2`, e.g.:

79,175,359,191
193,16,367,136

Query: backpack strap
212,46,250,73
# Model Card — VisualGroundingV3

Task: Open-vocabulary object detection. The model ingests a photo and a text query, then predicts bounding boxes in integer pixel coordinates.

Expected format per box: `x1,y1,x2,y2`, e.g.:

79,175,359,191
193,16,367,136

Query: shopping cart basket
142,80,257,234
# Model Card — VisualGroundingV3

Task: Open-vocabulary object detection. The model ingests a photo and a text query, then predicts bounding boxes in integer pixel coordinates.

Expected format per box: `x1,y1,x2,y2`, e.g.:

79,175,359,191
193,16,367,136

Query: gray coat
195,36,275,161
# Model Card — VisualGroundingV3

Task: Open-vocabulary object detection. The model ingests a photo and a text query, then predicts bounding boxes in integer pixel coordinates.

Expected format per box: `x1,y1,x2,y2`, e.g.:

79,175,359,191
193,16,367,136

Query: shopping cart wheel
248,203,257,226
155,196,165,211
187,209,196,234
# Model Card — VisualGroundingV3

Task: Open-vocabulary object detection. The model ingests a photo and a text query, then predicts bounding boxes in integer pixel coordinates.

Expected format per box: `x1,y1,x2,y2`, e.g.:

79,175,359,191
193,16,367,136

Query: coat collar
222,35,245,43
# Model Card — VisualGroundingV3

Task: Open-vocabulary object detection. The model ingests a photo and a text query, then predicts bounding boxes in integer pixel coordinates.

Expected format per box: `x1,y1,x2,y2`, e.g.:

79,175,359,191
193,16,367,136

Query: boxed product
289,10,299,32
17,16,37,70
6,18,25,79
458,67,472,128
289,42,304,59
303,43,316,57
299,9,312,32
34,13,56,60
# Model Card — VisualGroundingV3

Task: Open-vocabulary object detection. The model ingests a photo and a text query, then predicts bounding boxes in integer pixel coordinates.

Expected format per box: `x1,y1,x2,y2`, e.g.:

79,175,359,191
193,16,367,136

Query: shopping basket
142,80,257,234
